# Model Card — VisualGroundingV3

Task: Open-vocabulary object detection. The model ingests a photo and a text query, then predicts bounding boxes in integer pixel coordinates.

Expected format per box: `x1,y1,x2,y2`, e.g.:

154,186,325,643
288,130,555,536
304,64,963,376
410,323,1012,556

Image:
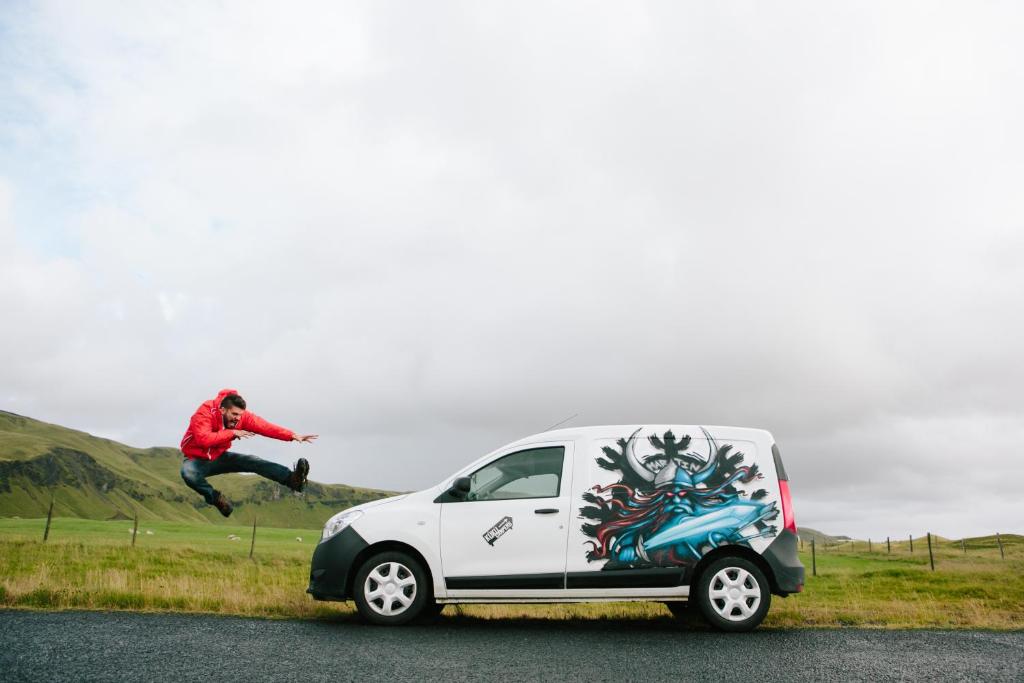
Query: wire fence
25,495,1024,574
800,530,1017,576
35,495,268,558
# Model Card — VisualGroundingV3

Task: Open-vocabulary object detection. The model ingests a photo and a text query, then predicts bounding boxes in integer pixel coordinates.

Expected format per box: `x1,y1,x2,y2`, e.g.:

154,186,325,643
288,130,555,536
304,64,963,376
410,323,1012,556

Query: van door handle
534,508,559,515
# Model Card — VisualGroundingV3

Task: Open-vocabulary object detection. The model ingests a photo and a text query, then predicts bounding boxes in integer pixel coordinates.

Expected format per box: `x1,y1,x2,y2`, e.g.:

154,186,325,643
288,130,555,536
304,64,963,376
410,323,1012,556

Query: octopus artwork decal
580,428,779,569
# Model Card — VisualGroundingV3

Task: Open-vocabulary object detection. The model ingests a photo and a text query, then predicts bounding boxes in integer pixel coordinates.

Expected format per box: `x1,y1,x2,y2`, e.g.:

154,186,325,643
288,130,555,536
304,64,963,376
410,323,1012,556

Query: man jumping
180,388,318,517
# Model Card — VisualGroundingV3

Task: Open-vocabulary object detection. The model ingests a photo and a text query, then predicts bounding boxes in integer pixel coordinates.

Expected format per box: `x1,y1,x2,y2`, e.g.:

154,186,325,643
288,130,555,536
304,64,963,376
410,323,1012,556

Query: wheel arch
346,540,436,600
690,544,782,595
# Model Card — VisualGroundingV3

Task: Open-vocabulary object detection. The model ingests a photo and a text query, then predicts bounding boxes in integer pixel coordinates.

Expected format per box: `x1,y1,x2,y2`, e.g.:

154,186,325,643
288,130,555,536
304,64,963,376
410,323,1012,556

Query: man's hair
220,394,246,410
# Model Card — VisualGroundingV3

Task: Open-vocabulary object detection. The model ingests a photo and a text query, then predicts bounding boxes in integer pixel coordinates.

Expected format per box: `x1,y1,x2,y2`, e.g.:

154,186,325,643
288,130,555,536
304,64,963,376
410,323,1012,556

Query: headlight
321,510,363,542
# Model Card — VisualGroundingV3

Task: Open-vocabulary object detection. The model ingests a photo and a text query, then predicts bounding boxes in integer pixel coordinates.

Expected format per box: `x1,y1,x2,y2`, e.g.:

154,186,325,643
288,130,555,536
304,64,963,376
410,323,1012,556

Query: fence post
131,513,138,547
909,534,914,553
249,516,257,560
927,532,935,571
887,536,890,554
868,538,872,553
811,538,817,577
996,532,1004,560
961,538,966,554
42,497,54,542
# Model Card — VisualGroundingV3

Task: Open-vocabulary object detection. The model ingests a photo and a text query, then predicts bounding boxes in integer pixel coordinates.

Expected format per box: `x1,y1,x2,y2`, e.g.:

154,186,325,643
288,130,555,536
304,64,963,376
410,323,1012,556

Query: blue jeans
180,451,292,504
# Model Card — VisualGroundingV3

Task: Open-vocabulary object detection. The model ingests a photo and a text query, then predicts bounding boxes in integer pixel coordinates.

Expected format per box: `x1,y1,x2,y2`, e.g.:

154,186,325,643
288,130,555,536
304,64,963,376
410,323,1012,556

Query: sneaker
288,458,310,492
212,492,233,518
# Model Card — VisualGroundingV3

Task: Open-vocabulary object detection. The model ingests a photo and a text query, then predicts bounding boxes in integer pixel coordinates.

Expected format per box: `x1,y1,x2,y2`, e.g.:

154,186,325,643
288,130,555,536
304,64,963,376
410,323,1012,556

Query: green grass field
1,518,1021,628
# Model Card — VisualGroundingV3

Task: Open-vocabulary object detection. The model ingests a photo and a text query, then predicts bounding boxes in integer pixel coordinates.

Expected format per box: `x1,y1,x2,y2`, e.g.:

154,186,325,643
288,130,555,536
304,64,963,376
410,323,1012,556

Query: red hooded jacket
180,388,294,461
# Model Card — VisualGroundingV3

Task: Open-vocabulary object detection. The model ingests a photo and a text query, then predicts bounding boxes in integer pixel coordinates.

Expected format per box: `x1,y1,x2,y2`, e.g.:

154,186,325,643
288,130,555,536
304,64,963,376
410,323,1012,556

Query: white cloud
0,1,1022,538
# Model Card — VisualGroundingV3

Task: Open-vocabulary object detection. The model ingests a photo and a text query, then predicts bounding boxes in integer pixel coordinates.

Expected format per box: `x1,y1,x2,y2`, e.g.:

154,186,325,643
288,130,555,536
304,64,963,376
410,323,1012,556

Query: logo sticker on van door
483,516,513,546
580,427,778,570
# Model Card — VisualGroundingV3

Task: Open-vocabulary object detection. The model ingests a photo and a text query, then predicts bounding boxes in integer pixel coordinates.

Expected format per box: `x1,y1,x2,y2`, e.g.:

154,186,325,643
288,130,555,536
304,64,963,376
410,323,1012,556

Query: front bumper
763,528,805,594
307,526,369,601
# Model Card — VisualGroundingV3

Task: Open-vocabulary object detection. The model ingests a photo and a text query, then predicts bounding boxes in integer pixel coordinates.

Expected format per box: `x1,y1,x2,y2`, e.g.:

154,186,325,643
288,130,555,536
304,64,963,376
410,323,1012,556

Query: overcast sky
1,2,1021,538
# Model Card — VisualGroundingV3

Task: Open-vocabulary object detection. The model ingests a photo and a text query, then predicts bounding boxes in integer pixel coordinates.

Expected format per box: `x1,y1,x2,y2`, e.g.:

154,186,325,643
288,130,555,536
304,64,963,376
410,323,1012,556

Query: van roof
506,424,775,448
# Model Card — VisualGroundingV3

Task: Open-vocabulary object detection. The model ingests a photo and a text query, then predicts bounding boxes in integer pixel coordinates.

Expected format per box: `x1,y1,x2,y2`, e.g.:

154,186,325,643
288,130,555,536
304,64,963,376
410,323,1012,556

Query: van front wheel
664,600,703,627
694,556,771,632
352,551,429,626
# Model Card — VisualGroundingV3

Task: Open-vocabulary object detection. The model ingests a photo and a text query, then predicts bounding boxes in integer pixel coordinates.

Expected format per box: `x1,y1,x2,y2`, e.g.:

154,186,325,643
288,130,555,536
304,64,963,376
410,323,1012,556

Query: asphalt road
1,610,1021,682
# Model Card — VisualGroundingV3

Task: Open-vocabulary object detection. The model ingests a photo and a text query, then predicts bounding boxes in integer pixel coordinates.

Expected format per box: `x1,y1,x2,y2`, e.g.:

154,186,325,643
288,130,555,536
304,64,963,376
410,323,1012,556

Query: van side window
466,446,565,501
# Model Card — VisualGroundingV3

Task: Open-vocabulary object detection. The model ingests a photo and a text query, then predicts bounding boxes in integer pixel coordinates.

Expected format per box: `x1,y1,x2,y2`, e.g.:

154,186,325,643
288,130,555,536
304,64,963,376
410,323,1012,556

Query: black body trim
445,573,564,590
762,528,805,594
444,567,690,591
566,567,687,589
771,443,789,481
307,526,369,601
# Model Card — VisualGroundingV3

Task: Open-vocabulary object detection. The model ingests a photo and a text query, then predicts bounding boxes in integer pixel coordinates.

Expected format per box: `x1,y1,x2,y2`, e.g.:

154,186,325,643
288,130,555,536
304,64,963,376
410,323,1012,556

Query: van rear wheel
694,556,771,632
352,551,429,626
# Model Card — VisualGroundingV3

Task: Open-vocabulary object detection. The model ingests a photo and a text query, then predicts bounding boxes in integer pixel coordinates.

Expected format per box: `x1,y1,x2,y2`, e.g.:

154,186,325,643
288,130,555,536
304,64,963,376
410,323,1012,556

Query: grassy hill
0,410,394,528
795,527,845,546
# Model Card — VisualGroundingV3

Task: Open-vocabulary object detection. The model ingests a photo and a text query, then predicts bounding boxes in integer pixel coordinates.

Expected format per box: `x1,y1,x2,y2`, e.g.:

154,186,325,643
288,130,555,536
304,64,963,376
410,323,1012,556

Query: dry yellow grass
2,519,1022,628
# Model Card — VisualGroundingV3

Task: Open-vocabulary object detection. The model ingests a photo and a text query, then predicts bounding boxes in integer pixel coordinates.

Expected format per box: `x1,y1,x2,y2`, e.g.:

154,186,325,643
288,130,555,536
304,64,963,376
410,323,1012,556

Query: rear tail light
779,479,797,534
772,443,797,534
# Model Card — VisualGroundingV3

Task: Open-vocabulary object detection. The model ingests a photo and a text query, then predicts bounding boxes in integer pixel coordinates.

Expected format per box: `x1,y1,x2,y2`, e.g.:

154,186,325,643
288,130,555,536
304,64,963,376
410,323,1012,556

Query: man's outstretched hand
233,430,255,439
293,434,318,443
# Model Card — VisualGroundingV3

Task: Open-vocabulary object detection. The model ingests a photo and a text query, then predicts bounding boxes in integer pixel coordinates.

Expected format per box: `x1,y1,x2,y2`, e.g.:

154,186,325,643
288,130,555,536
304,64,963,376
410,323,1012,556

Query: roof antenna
542,413,578,432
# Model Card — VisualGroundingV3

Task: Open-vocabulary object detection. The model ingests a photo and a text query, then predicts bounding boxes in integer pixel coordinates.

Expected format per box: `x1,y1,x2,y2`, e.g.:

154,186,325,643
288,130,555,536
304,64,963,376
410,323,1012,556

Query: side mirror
449,476,471,500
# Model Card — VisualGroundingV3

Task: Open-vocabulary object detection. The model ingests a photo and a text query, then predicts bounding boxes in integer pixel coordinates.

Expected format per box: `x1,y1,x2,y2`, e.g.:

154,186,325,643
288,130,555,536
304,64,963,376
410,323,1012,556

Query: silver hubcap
708,566,761,622
364,562,417,617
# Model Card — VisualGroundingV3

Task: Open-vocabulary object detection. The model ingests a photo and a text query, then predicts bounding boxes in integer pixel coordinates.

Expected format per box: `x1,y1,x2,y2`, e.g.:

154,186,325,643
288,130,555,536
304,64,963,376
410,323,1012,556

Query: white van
308,425,803,632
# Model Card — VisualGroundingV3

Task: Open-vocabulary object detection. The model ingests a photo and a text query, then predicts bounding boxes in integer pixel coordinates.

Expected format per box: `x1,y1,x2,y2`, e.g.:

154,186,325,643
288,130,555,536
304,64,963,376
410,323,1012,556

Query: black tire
418,601,445,622
664,601,689,618
664,600,705,627
352,551,430,626
693,556,771,632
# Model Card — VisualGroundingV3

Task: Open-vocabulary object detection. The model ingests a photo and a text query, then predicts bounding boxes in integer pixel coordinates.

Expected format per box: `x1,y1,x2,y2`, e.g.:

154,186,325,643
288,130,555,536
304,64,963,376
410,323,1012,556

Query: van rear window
771,443,789,481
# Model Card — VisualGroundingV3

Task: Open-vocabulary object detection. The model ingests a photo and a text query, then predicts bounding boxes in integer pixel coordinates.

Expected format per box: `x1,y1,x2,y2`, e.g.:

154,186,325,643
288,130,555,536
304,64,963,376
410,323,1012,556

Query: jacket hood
214,388,239,408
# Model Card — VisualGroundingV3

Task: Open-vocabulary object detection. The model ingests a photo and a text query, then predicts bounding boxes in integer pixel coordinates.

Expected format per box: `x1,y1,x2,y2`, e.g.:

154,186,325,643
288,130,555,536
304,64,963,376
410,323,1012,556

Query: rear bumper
307,526,369,601
763,529,805,594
